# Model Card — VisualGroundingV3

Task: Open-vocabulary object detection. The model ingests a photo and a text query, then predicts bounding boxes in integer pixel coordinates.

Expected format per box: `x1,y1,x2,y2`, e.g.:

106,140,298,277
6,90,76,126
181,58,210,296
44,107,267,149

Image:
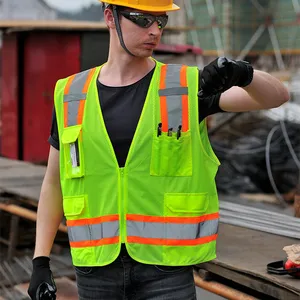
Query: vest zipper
119,167,125,243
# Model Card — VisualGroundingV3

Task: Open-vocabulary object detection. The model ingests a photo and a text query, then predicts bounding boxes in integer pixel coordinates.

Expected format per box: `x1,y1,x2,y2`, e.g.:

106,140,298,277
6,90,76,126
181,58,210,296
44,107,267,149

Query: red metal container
1,35,20,160
0,25,109,163
22,32,80,163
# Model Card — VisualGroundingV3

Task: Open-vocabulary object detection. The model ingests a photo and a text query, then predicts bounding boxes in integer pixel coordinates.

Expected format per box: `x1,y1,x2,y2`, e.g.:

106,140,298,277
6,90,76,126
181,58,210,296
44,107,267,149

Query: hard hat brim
101,1,180,12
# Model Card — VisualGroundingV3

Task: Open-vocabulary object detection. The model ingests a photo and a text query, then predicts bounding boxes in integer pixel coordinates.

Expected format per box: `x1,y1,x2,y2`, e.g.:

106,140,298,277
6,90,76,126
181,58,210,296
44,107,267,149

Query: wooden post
7,215,20,260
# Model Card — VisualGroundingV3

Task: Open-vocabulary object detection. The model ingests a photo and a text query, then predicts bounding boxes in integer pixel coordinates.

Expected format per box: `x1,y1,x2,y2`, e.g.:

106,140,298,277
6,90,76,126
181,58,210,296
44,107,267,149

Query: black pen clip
157,123,162,137
177,125,182,139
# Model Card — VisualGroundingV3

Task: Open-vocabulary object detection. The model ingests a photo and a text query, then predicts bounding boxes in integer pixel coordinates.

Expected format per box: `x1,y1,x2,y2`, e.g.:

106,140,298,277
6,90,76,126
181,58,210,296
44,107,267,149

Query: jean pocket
150,131,192,177
75,266,95,276
62,125,85,179
154,265,190,273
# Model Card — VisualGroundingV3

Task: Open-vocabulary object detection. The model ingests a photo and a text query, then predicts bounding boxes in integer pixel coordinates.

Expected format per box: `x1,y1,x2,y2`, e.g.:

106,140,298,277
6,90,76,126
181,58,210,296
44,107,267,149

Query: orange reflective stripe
77,99,86,125
181,95,189,132
126,212,219,224
180,65,189,132
64,102,68,128
160,64,168,132
64,74,76,95
180,65,188,87
160,64,167,89
160,96,168,132
70,236,119,248
127,234,218,246
82,68,97,94
67,214,119,227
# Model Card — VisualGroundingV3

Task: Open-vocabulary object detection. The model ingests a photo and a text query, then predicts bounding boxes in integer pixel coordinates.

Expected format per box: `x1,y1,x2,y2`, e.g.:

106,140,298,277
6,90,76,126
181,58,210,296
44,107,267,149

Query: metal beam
268,25,286,70
205,0,224,56
250,0,265,14
292,0,300,14
236,24,266,60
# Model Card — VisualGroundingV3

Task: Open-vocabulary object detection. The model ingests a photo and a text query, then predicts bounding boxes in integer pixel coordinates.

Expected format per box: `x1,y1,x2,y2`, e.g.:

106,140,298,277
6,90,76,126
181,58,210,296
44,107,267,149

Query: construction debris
283,245,300,265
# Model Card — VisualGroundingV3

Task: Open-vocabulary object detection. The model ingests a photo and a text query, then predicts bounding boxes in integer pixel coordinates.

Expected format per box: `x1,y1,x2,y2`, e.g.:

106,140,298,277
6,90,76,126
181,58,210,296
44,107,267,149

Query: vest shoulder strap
62,68,97,127
158,64,190,133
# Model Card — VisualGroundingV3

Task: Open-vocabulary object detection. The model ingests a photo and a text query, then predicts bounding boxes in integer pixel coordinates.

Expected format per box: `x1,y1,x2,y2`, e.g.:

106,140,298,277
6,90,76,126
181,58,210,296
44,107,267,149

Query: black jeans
75,245,196,300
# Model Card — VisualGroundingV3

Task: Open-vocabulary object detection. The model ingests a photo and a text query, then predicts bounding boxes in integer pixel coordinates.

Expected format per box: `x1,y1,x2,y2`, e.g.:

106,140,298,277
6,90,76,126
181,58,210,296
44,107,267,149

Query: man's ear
104,8,116,29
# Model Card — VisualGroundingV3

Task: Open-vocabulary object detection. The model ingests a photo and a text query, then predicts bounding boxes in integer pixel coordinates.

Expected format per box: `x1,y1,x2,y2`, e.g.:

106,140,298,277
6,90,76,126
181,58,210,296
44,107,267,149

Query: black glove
199,57,254,96
28,257,57,300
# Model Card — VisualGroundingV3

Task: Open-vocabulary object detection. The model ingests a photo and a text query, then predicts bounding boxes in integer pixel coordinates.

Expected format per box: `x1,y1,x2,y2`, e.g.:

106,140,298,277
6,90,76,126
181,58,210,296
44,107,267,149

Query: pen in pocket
157,123,162,137
177,125,182,139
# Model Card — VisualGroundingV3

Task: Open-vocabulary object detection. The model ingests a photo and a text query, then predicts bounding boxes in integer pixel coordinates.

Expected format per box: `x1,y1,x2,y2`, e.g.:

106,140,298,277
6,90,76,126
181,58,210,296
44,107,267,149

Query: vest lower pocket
62,125,84,179
63,195,86,219
164,193,209,216
150,131,192,177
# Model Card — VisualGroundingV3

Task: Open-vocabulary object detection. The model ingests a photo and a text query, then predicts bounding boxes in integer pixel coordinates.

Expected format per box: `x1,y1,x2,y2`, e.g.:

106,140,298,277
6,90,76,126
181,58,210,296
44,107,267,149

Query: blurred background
0,1,299,299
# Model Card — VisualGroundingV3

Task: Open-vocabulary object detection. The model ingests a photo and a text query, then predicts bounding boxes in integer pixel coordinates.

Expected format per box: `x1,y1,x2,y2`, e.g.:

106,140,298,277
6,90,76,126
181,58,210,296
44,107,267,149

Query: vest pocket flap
62,125,82,144
63,195,85,217
165,193,208,215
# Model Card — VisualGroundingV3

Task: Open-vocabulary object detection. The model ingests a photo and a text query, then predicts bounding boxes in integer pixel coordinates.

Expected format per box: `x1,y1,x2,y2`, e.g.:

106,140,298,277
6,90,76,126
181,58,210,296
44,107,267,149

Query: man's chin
135,49,154,58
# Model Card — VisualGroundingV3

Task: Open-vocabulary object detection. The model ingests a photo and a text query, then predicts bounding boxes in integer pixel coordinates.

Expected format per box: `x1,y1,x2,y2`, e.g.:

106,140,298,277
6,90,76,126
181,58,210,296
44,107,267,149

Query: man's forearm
243,70,290,109
34,178,64,258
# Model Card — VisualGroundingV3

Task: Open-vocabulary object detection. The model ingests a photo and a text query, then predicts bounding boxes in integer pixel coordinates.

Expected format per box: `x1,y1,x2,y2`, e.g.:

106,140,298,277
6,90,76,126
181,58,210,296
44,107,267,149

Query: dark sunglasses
119,11,169,29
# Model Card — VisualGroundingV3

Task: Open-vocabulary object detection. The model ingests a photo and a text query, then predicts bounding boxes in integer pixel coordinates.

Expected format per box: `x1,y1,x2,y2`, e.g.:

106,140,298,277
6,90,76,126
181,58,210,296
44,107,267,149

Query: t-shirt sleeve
48,107,60,150
198,69,225,123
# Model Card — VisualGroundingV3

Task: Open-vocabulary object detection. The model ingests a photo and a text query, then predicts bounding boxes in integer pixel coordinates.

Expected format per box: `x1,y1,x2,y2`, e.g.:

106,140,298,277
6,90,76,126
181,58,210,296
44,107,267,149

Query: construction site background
0,0,300,299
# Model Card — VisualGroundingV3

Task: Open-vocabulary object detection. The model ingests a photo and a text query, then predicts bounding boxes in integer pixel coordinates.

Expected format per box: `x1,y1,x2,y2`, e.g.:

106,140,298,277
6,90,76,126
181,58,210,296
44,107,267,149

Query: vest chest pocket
150,131,192,177
62,125,85,179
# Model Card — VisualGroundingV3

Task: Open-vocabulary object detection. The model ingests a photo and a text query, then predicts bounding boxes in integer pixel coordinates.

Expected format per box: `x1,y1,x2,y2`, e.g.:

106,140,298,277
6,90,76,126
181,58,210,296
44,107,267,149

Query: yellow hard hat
101,0,180,12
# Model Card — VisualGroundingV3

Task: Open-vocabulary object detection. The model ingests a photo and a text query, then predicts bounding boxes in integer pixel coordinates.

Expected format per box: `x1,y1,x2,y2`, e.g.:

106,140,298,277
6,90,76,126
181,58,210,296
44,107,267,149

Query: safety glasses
119,11,169,29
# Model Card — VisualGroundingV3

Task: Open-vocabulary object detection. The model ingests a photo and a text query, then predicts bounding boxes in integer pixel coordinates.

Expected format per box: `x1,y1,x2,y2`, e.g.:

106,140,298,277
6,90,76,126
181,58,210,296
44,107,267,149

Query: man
28,1,289,299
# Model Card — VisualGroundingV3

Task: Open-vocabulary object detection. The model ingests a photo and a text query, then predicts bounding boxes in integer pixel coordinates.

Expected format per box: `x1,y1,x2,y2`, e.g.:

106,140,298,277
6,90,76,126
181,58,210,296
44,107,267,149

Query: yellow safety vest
54,60,220,267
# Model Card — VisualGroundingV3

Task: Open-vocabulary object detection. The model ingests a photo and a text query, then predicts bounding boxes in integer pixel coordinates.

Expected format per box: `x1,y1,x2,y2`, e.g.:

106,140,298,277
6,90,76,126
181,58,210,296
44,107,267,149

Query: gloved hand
28,257,57,300
199,57,254,96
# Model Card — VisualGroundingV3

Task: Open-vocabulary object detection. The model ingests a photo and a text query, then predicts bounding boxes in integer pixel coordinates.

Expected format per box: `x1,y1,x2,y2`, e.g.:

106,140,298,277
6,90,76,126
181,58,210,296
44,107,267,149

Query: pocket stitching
164,193,209,214
63,195,85,217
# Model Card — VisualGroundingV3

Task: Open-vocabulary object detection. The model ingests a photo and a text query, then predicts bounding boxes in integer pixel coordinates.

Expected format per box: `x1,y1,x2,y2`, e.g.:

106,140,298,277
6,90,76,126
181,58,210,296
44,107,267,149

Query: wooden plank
0,167,45,180
199,263,299,300
15,277,79,300
0,158,45,201
0,20,191,32
1,187,41,203
1,186,41,203
194,271,258,300
0,158,32,168
197,224,300,297
0,203,67,233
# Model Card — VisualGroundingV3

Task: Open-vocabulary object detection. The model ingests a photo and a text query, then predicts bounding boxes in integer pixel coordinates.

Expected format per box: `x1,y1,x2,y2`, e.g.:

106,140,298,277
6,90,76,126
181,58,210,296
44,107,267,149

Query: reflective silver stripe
68,221,119,242
66,100,81,127
64,93,87,102
64,69,92,127
127,219,218,240
159,64,188,131
165,64,182,89
68,70,91,96
159,87,188,97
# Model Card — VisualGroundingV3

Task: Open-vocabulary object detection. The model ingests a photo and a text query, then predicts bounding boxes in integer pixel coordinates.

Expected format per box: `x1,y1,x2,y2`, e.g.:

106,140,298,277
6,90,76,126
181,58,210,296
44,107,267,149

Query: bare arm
34,146,63,258
219,70,290,112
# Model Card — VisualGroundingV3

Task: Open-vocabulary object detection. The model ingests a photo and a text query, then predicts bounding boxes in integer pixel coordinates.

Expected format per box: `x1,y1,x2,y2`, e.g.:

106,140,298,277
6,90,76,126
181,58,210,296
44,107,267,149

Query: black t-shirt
49,69,223,167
